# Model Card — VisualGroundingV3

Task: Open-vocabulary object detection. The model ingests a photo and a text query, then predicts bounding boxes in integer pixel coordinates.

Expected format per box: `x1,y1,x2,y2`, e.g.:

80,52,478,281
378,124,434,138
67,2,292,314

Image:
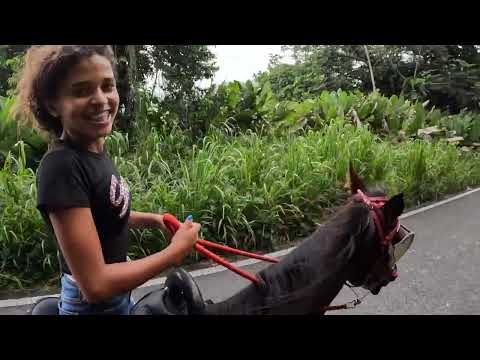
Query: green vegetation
1,45,480,290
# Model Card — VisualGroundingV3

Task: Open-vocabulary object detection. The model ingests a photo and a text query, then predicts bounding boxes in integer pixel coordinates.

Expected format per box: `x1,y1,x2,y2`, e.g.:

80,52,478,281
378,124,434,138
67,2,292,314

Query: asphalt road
2,189,479,315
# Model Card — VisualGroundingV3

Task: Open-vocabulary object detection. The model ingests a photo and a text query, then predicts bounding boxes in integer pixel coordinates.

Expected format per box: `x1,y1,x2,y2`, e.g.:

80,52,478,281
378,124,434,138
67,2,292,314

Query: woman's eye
103,83,116,92
72,87,92,97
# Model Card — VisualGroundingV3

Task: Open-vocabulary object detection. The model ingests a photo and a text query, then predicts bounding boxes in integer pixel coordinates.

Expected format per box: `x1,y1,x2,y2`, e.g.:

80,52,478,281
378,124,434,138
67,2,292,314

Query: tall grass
1,118,480,289
0,142,57,289
109,119,480,268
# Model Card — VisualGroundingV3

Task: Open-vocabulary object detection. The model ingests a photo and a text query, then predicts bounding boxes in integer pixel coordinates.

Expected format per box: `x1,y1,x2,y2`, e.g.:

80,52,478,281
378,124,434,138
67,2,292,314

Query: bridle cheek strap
371,211,400,246
356,189,400,247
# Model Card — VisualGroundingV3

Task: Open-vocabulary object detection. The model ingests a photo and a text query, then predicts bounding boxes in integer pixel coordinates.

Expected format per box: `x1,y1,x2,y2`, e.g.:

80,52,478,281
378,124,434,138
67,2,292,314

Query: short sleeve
36,151,91,214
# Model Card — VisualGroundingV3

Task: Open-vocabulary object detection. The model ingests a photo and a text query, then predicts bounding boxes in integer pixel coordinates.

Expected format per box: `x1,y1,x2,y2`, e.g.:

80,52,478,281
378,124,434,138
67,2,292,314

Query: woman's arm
49,207,199,303
128,211,166,232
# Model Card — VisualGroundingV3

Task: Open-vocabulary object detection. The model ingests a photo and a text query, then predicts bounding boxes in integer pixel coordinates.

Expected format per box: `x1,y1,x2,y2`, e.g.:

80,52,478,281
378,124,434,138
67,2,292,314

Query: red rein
162,213,279,284
163,214,359,312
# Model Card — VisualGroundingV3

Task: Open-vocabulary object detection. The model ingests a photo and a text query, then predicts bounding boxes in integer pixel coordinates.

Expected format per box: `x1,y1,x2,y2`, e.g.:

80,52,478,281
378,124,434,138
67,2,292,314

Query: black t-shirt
36,139,131,275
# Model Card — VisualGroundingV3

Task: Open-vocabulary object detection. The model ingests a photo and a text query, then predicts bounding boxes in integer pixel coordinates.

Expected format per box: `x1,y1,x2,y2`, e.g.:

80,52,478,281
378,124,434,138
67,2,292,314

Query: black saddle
30,296,60,315
130,268,210,315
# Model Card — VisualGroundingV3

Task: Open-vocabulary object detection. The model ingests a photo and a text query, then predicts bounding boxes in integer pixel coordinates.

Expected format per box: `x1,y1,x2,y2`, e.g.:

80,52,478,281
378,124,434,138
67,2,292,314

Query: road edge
1,186,479,309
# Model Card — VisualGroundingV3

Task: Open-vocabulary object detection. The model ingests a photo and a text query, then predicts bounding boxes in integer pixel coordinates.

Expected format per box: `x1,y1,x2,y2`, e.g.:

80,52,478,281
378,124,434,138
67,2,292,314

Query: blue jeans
58,274,134,315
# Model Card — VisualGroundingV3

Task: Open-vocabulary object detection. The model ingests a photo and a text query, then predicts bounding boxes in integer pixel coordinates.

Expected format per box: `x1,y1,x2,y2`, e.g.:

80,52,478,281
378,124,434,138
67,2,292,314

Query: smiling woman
12,45,202,315
46,54,119,152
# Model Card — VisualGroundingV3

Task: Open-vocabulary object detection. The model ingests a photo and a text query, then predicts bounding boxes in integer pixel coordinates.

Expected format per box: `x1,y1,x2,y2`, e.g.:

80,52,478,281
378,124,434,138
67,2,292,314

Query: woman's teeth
89,111,110,122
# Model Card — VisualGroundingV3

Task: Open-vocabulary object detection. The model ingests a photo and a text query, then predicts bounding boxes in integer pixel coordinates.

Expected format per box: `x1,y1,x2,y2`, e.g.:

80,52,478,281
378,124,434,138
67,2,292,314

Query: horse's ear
349,161,366,195
382,193,405,227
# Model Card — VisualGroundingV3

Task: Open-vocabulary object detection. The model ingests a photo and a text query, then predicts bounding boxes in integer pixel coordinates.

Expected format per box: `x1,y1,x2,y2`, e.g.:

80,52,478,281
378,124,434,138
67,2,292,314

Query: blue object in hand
186,215,193,221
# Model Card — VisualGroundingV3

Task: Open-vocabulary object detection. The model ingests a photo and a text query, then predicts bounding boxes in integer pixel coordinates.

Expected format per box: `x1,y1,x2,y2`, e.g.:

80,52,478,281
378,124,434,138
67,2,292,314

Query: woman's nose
90,87,108,105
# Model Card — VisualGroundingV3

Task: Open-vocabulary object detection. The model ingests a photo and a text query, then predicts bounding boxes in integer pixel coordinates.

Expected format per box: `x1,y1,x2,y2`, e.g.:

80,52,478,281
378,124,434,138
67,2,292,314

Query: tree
402,45,480,112
258,45,480,113
148,46,218,128
0,45,29,97
113,45,217,132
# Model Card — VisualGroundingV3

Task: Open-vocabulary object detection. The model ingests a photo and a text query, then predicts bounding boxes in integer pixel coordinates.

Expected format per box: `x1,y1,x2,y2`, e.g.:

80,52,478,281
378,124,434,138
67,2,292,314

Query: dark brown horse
129,163,413,315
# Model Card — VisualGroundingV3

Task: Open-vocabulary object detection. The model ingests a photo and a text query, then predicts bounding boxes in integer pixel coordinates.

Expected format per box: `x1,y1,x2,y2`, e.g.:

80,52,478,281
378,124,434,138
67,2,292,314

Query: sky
209,45,287,84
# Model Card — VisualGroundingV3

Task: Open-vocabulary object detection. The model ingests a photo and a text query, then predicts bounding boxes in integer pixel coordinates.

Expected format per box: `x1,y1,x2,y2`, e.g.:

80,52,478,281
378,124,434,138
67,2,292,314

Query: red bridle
354,189,401,278
355,190,400,245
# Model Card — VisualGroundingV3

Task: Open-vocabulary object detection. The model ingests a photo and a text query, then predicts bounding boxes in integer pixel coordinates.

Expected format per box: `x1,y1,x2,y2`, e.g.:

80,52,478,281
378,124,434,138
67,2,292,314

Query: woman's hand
152,214,166,232
167,219,201,265
128,211,167,232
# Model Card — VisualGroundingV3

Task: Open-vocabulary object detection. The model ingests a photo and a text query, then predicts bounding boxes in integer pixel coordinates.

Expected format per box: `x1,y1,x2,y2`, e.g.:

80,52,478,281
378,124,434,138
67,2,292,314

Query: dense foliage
1,44,480,290
257,45,480,113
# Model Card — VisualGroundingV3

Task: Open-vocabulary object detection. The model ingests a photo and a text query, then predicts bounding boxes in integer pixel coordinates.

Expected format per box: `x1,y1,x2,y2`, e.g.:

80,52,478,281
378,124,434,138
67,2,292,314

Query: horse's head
344,162,414,295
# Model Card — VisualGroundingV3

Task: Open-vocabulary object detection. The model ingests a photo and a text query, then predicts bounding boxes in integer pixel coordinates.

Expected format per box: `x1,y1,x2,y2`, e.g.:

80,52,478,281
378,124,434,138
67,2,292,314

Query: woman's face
49,54,119,149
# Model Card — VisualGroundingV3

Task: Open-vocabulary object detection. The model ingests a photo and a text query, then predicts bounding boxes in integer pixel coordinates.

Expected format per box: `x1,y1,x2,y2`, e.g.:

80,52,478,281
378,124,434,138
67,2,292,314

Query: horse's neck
206,210,365,315
259,222,357,313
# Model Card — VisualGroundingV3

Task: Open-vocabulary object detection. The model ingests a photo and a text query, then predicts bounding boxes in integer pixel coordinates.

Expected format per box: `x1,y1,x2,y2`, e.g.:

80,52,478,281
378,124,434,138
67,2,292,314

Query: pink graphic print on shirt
110,175,130,219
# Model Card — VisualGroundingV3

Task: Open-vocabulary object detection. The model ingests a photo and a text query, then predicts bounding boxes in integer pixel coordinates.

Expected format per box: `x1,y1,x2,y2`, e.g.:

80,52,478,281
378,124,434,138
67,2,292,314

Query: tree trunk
363,45,376,92
125,45,137,129
112,45,137,131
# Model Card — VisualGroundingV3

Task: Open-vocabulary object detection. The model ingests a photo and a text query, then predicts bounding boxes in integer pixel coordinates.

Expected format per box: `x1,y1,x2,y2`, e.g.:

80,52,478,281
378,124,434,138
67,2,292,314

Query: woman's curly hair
12,45,116,138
